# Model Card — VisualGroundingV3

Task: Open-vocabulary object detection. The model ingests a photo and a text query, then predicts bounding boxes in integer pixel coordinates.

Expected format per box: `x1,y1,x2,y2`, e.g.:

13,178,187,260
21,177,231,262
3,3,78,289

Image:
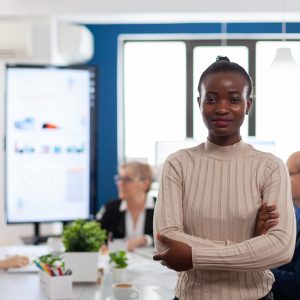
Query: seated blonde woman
98,162,154,251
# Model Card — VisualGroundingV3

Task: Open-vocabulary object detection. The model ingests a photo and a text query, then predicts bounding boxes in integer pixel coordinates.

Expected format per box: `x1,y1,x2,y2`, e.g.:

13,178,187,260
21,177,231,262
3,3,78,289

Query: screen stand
21,222,48,245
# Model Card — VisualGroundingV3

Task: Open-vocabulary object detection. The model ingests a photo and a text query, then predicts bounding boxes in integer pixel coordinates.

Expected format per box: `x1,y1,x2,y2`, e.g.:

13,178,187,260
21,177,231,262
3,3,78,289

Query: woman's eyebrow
205,91,218,95
228,90,241,94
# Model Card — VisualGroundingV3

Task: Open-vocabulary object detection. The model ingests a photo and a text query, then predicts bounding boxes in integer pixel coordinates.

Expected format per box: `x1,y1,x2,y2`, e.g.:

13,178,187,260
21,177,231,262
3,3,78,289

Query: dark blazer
271,207,300,300
99,198,155,240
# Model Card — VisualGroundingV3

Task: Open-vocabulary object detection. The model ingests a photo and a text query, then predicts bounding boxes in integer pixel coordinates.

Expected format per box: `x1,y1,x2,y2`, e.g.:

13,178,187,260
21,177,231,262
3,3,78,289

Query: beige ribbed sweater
154,139,296,300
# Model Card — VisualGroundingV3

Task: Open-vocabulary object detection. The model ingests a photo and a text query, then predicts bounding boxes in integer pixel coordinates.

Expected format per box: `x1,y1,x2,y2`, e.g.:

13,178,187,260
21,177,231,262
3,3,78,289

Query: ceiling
1,0,300,23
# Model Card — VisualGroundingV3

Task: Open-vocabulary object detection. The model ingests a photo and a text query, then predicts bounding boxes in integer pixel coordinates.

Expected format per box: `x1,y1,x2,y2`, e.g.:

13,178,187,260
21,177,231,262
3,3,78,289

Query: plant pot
62,252,99,282
111,267,126,283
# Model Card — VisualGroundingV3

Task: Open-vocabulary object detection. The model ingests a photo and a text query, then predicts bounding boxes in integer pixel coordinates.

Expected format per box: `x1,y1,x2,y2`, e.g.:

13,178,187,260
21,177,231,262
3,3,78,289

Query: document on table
7,263,39,273
0,245,50,273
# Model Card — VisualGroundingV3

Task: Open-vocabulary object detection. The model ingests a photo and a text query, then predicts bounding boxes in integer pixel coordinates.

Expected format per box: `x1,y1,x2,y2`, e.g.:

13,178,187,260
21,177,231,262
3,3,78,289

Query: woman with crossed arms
153,57,296,300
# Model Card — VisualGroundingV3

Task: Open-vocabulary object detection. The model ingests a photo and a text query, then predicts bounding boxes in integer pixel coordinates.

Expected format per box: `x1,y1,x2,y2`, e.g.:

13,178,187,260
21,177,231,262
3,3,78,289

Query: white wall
0,0,297,15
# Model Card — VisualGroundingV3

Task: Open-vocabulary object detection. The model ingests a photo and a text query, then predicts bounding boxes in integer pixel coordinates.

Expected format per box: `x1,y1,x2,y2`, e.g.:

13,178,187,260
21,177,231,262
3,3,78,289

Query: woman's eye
230,97,241,103
204,97,216,103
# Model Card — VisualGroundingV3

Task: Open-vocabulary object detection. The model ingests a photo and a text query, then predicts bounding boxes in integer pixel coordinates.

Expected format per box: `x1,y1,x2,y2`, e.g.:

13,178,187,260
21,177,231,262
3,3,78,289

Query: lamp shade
269,47,299,71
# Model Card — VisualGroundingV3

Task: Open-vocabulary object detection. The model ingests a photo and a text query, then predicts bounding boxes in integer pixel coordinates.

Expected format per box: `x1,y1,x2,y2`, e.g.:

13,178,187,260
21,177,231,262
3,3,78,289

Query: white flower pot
111,267,126,283
62,252,99,282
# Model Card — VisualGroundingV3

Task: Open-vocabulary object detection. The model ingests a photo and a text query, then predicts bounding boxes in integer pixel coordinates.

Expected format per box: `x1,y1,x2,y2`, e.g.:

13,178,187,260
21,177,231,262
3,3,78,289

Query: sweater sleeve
154,157,236,251
154,156,296,272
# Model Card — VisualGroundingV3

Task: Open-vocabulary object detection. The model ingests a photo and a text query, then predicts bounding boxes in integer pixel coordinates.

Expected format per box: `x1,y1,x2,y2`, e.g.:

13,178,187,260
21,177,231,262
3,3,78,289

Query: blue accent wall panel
286,23,300,33
228,23,282,33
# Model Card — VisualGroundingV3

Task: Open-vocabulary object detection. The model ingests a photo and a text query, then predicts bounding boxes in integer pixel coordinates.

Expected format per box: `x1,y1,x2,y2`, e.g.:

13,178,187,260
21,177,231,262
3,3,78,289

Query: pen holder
45,274,72,300
39,269,48,285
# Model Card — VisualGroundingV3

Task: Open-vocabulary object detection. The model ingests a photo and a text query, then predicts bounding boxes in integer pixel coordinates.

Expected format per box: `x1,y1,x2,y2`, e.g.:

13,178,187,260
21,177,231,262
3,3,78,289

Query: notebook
7,263,39,273
2,245,50,273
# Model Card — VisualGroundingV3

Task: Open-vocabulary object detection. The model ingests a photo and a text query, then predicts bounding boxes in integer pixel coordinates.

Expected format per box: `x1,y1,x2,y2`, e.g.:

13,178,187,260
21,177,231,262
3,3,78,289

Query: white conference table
0,245,177,300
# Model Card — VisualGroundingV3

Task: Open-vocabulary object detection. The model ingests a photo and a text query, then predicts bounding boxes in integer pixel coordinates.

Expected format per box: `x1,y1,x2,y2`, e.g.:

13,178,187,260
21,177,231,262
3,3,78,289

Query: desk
0,246,177,300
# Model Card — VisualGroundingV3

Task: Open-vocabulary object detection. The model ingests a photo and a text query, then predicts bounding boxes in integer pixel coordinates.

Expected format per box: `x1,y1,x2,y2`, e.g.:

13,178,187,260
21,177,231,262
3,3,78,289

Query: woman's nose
215,100,229,114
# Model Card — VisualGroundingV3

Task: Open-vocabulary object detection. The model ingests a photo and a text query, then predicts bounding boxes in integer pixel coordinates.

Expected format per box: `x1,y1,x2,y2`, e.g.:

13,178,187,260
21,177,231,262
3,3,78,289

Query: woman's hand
127,236,147,251
0,255,30,269
153,234,193,272
254,203,279,237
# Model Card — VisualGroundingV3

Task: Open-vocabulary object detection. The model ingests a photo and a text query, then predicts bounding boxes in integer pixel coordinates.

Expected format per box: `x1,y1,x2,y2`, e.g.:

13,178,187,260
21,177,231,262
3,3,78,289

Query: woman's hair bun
216,56,230,62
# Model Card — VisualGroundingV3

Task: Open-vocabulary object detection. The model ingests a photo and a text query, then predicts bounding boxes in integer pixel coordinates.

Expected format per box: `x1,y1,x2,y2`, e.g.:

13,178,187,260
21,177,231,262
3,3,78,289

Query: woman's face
198,71,252,146
115,167,146,200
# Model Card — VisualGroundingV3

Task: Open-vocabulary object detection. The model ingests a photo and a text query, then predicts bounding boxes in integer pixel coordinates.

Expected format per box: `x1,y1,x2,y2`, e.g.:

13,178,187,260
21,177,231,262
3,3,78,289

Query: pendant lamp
269,0,299,72
269,47,299,72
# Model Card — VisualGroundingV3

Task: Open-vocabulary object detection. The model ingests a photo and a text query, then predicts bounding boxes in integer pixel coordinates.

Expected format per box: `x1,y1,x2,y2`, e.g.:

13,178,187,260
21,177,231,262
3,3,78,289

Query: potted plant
109,250,128,283
61,219,106,282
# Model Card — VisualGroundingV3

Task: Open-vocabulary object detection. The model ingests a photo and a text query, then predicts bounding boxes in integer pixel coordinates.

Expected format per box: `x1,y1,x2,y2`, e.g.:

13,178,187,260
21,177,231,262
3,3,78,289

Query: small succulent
109,250,128,268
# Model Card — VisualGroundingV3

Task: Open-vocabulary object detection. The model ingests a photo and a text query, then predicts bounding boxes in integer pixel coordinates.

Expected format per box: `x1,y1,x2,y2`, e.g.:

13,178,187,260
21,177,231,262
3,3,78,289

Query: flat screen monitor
4,64,97,224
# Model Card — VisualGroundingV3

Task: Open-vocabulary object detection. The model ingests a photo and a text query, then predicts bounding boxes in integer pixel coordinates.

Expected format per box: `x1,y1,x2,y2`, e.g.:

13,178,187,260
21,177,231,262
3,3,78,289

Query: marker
64,269,72,276
33,260,45,272
42,263,54,276
57,267,63,276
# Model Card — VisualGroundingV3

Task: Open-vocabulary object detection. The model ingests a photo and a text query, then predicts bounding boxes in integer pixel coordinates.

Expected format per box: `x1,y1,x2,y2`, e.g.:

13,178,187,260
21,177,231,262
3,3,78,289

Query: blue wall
86,22,300,211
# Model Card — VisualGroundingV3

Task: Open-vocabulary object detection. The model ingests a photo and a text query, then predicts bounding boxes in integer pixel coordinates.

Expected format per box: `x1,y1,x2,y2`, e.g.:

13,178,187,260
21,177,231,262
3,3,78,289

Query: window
256,41,300,160
123,41,186,164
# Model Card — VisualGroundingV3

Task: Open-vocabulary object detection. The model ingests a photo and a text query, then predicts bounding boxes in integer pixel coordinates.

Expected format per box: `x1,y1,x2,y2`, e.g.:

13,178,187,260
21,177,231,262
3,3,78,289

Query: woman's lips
211,119,233,127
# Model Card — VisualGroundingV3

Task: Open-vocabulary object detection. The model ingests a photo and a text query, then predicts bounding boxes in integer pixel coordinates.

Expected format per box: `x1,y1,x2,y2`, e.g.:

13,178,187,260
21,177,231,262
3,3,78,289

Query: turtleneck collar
203,138,254,160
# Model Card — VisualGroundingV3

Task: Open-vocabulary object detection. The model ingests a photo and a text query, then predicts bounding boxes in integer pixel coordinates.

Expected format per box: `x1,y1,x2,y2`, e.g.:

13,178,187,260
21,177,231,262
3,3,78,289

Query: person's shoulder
250,146,286,173
252,147,283,164
104,199,122,210
165,143,204,163
96,199,121,220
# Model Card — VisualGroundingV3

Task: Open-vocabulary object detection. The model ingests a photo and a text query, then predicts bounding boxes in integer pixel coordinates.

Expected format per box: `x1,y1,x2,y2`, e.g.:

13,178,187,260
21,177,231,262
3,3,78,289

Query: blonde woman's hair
119,161,153,192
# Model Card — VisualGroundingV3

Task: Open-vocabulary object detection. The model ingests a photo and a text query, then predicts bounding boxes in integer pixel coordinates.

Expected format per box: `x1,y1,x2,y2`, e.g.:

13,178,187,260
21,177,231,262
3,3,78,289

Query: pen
33,260,45,272
64,269,72,276
57,266,63,276
42,263,55,276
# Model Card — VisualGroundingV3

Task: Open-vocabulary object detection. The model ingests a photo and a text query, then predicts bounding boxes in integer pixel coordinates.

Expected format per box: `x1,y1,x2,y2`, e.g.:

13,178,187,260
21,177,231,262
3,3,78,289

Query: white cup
112,283,139,300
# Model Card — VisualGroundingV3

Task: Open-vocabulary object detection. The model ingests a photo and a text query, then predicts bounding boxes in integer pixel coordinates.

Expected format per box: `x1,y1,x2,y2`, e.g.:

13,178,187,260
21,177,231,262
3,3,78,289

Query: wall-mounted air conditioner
0,19,94,65
0,21,33,59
